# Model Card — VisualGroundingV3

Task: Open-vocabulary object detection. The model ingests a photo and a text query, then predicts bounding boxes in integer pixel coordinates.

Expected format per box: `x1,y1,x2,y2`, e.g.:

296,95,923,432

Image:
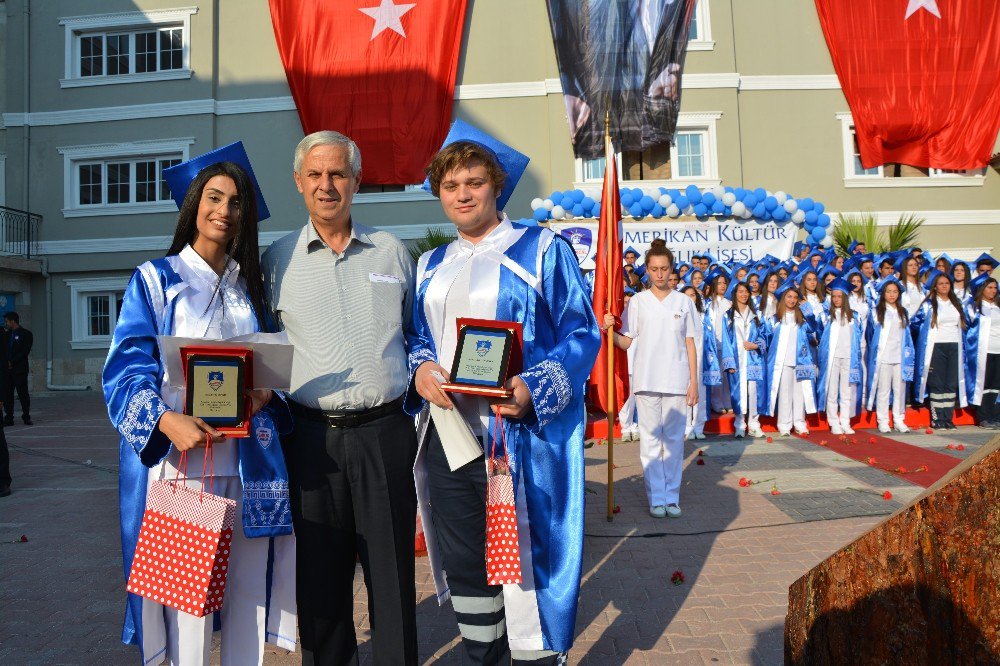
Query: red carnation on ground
697,449,705,456
670,570,685,585
956,444,966,451
613,505,621,514
868,436,876,444
766,436,773,443
867,457,877,465
739,477,750,487
915,465,928,473
894,466,908,474
818,439,828,447
696,458,705,465
925,428,933,434
19,535,27,542
946,443,955,450
882,491,893,500
770,485,781,496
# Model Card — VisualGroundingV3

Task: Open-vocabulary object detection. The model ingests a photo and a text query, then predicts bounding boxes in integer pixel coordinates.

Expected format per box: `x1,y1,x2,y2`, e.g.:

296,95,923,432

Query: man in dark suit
4,312,33,426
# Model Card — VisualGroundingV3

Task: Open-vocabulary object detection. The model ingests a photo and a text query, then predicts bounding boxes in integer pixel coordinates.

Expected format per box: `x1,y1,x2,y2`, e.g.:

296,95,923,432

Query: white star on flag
905,0,941,20
359,0,417,40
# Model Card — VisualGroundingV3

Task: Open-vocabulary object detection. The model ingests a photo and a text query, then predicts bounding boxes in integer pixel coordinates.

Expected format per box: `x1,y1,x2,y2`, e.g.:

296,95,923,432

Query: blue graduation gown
720,310,768,416
863,309,916,410
762,315,818,416
816,313,863,416
912,301,969,406
404,219,600,653
964,302,996,406
103,256,293,653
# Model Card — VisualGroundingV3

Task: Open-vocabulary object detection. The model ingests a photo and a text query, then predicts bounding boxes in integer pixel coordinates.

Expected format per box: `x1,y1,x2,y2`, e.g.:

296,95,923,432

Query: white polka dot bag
126,442,237,617
485,411,522,586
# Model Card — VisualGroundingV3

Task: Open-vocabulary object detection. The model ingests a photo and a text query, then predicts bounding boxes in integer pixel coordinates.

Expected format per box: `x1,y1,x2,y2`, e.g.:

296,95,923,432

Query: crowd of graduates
609,241,1000,442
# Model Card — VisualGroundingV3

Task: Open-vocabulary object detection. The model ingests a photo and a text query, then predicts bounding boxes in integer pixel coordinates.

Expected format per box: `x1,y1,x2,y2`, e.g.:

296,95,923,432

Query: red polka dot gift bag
486,410,522,586
127,440,237,617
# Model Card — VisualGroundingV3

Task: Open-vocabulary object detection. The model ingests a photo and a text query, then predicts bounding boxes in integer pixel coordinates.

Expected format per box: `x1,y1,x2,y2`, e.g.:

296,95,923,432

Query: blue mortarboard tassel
422,119,530,211
162,141,270,221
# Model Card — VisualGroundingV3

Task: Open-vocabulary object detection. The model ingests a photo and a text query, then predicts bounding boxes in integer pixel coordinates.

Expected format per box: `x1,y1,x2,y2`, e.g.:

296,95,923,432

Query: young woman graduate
721,281,767,438
680,283,718,440
757,271,781,320
764,279,818,436
898,255,926,318
913,271,969,430
865,277,915,433
606,240,699,519
817,279,864,435
951,261,972,303
965,274,1000,428
103,146,296,665
704,270,732,413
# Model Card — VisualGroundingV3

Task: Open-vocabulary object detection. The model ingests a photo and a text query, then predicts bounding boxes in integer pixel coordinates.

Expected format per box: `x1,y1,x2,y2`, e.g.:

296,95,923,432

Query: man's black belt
290,396,405,428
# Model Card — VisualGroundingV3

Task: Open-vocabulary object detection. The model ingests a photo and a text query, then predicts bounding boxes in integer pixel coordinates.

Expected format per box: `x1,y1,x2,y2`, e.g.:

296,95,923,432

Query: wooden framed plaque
441,319,523,399
180,345,254,438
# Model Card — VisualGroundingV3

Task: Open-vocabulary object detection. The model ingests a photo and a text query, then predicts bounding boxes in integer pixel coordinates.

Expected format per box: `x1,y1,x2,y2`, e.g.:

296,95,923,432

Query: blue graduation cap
826,277,852,295
969,272,993,296
422,119,529,211
923,269,950,289
793,241,808,255
818,265,842,281
876,275,903,295
624,246,640,258
762,254,779,265
683,268,704,285
843,268,863,289
974,252,999,272
847,240,859,253
934,252,955,269
163,141,270,221
855,252,874,265
774,277,798,300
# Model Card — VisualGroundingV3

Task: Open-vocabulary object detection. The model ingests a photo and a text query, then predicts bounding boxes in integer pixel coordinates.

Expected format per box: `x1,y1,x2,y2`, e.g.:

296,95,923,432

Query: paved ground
1,393,995,665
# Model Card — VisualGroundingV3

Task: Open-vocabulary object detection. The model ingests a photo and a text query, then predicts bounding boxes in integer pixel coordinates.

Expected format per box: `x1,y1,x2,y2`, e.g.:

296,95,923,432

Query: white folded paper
429,403,484,471
158,333,294,391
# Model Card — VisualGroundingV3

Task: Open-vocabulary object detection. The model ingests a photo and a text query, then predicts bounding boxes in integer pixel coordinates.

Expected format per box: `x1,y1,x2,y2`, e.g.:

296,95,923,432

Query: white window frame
58,138,195,218
66,276,131,349
837,113,986,188
59,7,198,89
687,1,714,51
574,112,722,189
353,184,436,205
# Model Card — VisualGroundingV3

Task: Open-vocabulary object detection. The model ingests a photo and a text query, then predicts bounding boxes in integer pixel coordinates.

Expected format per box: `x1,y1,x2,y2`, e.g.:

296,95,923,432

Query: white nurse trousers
634,392,687,507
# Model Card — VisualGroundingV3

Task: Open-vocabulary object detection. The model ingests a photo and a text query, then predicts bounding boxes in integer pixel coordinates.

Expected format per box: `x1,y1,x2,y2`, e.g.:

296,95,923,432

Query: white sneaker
665,504,682,518
894,421,910,433
694,432,706,440
841,424,855,435
794,425,810,436
735,428,745,439
878,424,891,433
778,430,791,438
830,423,843,435
649,505,667,518
749,426,765,438
630,427,641,440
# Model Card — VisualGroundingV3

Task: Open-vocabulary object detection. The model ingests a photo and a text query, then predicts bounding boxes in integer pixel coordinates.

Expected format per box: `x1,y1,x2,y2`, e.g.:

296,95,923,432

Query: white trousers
619,375,637,430
686,376,708,436
735,377,760,433
141,475,297,666
875,362,906,428
825,357,853,428
634,392,687,507
776,366,808,433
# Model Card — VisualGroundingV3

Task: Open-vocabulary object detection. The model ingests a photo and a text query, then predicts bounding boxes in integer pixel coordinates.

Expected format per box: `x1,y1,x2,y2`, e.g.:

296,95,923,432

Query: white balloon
658,194,672,207
731,201,747,217
821,235,834,248
742,208,753,219
543,199,554,211
530,198,544,211
792,210,806,224
722,192,737,206
684,205,695,216
783,199,799,213
550,205,565,219
712,186,726,199
774,191,788,205
666,204,680,217
564,212,575,220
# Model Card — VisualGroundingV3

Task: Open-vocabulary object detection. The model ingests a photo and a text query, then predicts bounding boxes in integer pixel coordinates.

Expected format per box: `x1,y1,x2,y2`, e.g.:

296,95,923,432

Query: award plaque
441,319,523,399
180,346,254,438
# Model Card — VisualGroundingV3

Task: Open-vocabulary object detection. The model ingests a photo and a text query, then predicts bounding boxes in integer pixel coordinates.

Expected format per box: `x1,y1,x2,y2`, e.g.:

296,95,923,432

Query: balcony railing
0,206,41,260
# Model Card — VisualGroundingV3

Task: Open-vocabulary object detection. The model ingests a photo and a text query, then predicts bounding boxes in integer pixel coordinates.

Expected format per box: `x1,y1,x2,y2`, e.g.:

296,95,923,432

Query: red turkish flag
587,153,629,417
815,0,1000,170
268,0,468,184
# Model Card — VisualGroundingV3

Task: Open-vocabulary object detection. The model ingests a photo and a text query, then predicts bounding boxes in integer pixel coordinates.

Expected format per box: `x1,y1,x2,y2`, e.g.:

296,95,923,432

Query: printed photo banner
548,219,796,270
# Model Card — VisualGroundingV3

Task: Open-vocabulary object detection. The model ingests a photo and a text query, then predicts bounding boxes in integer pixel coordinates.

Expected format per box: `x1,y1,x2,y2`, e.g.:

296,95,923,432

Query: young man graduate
405,120,600,664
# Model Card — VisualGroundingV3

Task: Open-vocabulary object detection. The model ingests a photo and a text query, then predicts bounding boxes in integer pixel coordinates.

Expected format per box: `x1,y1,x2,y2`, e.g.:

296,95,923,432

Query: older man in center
262,131,417,665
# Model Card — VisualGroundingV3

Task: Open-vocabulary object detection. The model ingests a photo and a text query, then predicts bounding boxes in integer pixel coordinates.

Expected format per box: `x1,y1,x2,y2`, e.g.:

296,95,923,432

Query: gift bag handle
490,408,508,462
172,433,215,502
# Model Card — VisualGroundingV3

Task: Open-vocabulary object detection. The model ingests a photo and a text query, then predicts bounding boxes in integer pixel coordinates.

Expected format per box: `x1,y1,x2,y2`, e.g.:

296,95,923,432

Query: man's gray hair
293,131,362,177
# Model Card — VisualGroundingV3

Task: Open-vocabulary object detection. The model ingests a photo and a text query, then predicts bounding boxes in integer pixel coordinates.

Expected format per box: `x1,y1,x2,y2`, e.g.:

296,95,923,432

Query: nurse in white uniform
604,240,698,519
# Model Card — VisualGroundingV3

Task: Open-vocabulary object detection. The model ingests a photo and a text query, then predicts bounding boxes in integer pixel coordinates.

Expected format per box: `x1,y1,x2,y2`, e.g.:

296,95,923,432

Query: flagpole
605,110,616,523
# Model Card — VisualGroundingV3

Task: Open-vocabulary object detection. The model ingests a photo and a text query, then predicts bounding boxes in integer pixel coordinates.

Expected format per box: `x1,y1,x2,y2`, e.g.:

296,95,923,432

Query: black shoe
3,417,12,426
0,485,10,497
945,422,957,430
22,416,32,426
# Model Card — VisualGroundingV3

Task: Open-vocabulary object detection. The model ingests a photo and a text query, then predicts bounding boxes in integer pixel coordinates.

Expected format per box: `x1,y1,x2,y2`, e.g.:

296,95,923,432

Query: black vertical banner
547,0,697,159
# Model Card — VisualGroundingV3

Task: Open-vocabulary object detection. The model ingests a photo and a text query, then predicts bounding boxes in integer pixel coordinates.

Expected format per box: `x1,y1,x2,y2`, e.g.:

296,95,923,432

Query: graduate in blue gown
720,281,767,438
865,277,915,433
763,278,818,436
405,122,600,663
816,279,863,435
103,145,296,665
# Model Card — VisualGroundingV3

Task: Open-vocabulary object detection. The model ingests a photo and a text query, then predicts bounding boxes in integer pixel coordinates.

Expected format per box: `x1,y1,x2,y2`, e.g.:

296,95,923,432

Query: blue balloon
764,196,778,211
572,203,585,217
805,210,819,225
621,192,634,208
694,203,709,217
814,202,825,215
651,203,665,217
752,203,766,218
818,213,831,227
811,226,826,241
563,190,576,203
711,201,725,215
804,221,815,233
685,185,703,204
658,186,669,195
734,187,746,199
550,191,563,205
668,189,682,200
675,195,689,210
743,194,758,209
571,189,585,204
799,198,814,212
701,192,716,207
629,202,645,218
772,208,787,222
532,208,549,222
724,206,733,217
753,187,767,200
640,195,656,212
581,196,596,210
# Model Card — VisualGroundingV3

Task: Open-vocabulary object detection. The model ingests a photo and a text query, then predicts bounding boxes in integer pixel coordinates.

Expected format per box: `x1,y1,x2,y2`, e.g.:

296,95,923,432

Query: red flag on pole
268,0,469,184
587,153,629,417
814,0,1000,170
